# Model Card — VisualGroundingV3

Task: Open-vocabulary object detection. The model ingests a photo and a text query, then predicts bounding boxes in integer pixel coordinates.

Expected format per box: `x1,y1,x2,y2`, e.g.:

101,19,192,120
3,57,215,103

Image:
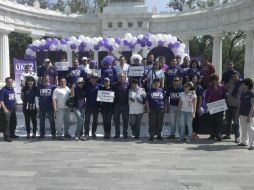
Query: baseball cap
44,58,50,63
104,77,110,82
81,57,88,61
77,77,84,83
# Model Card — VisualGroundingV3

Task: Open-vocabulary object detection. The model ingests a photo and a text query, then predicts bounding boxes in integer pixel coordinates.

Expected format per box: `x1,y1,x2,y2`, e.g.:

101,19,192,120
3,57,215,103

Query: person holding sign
128,54,144,87
238,78,254,150
129,79,146,139
205,74,226,141
177,82,197,143
99,78,114,139
146,78,167,141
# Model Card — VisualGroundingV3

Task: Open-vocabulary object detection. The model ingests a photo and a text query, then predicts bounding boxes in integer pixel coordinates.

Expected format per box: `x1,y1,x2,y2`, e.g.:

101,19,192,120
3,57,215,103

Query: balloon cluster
25,33,187,59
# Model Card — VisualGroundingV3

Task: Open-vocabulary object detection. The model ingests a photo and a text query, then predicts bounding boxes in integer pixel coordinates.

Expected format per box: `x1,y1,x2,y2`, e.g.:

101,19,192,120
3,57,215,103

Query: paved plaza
0,135,253,190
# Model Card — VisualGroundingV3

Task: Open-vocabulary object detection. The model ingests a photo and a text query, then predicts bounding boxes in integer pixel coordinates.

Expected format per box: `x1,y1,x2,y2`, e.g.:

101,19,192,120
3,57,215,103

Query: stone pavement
0,136,253,190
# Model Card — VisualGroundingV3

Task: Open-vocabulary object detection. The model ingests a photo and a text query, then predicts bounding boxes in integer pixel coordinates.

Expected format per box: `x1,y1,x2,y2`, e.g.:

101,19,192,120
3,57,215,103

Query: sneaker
177,138,183,142
31,133,36,139
37,135,45,140
238,143,248,147
248,146,254,150
57,136,64,141
74,137,79,141
4,138,12,142
26,134,30,139
10,134,19,138
167,135,175,139
149,136,154,141
80,134,89,141
92,134,97,138
64,134,72,138
52,134,56,140
186,139,191,143
216,136,222,141
134,136,140,139
208,136,215,140
113,135,120,139
123,135,128,139
157,135,163,140
222,135,231,140
234,138,240,144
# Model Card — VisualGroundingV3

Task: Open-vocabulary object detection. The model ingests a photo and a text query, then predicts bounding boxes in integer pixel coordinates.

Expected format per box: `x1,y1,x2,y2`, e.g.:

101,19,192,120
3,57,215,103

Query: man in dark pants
0,77,18,142
82,72,100,139
146,78,167,141
112,72,130,139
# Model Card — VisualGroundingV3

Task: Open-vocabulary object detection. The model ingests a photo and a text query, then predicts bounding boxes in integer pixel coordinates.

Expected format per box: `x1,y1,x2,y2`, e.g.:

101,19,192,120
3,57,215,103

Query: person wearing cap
165,57,183,89
52,77,71,140
81,72,100,139
129,79,146,139
66,58,86,88
166,76,183,139
112,72,130,139
20,64,38,87
146,78,167,141
71,77,86,141
99,77,114,139
113,55,130,82
147,60,165,89
177,82,197,143
37,58,58,85
101,56,115,83
80,57,90,73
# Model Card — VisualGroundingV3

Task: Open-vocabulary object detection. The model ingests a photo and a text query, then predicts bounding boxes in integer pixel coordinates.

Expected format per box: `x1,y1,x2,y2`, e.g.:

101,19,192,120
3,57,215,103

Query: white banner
97,90,115,103
207,99,228,114
55,62,69,71
88,69,101,78
128,66,144,77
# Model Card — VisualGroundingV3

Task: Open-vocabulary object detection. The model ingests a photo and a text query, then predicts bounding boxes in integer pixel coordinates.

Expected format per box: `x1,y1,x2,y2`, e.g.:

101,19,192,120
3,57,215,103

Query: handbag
65,96,75,108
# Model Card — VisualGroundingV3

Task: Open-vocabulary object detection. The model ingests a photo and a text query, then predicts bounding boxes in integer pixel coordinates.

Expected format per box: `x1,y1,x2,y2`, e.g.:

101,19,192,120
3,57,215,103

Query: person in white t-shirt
177,82,197,142
52,78,71,140
147,61,165,89
20,64,38,87
114,55,130,82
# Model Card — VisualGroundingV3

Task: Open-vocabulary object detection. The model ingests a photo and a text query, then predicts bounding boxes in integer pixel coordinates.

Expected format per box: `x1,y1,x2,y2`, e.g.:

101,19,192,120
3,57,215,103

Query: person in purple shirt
205,74,226,141
35,74,56,139
112,72,130,139
37,58,58,85
165,57,183,89
66,59,86,88
0,77,17,142
101,55,115,83
82,72,100,139
187,59,201,80
222,61,241,86
181,56,190,83
21,77,37,139
166,76,183,139
146,78,167,141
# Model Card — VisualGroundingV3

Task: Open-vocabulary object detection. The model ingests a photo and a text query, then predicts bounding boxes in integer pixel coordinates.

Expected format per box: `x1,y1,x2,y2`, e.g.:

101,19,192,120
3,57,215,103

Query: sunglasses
91,77,97,79
173,80,179,82
78,82,84,84
184,85,189,88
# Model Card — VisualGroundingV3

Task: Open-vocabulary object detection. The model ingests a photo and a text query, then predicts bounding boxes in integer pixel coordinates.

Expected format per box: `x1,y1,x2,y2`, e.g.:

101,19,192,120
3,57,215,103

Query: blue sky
145,0,168,12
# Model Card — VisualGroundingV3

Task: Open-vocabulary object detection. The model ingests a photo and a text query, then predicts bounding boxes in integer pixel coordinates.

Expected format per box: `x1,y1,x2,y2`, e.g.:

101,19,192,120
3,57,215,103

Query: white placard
207,99,228,114
88,69,101,78
54,62,69,71
97,90,115,102
128,66,144,77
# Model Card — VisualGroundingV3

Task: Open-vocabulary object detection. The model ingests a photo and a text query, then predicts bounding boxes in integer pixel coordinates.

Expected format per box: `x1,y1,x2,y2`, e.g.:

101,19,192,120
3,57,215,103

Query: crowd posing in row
0,54,254,150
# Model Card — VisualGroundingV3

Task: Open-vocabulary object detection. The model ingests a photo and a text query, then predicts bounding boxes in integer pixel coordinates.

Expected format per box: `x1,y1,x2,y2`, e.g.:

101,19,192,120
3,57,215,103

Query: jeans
1,109,17,138
55,108,71,137
239,115,254,146
193,113,200,134
39,109,56,136
101,108,113,136
84,107,99,135
148,109,164,137
113,104,129,136
180,111,193,140
208,111,224,138
73,108,85,137
129,113,143,137
169,105,180,136
225,106,240,138
23,110,37,134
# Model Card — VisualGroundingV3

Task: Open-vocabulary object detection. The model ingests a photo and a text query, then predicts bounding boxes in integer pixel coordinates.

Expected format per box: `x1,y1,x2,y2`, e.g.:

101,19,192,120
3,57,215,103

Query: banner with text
128,66,144,77
97,90,115,102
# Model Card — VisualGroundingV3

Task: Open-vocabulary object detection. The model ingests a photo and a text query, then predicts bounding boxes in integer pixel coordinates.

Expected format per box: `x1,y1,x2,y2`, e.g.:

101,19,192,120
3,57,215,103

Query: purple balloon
144,32,151,37
52,38,58,45
70,43,77,50
60,39,66,45
46,38,52,45
44,44,50,50
174,41,180,48
158,40,164,46
108,46,113,51
128,44,135,49
27,44,33,49
98,40,104,47
147,41,152,47
94,44,100,51
31,46,38,52
38,45,44,51
104,43,110,49
78,45,84,51
103,38,108,44
141,42,146,47
168,43,175,49
123,40,129,46
137,39,142,44
115,38,121,45
142,36,149,43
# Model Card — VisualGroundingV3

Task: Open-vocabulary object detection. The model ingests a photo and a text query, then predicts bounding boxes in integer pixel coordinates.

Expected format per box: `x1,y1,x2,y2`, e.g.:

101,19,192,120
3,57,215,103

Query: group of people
0,53,254,150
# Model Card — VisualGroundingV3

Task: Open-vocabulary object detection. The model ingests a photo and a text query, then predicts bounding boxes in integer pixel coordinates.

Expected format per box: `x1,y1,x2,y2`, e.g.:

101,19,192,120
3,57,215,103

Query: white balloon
125,33,133,40
172,36,177,42
31,52,36,57
32,40,40,47
66,41,72,48
131,37,137,44
79,35,85,41
41,39,46,46
180,44,186,49
70,36,76,42
138,34,144,39
26,49,32,55
108,38,115,45
98,37,103,41
50,45,56,51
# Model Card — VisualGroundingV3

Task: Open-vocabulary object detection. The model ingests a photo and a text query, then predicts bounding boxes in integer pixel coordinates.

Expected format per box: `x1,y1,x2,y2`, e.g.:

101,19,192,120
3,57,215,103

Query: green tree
52,0,66,11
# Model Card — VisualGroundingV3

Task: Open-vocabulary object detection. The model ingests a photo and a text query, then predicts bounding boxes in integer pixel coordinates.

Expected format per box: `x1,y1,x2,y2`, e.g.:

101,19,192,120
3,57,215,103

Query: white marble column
181,38,191,55
244,30,254,79
67,50,73,67
0,31,10,82
94,51,98,64
212,34,223,78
